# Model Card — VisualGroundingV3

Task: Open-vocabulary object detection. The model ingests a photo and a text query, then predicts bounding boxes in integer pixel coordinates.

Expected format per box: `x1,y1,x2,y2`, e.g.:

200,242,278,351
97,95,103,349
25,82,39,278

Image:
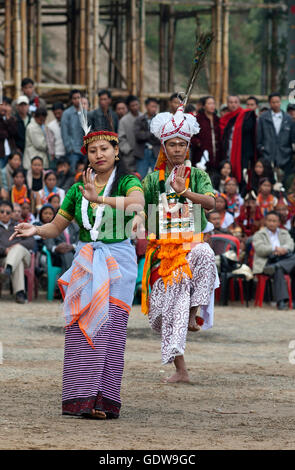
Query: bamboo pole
126,0,132,91
159,4,166,93
130,0,137,94
4,0,11,83
93,0,99,108
13,0,22,98
20,0,28,78
139,0,146,110
168,7,176,92
86,0,94,103
221,0,229,104
74,0,80,83
80,0,86,85
36,0,42,86
214,0,222,107
210,4,216,96
28,0,35,80
66,0,72,83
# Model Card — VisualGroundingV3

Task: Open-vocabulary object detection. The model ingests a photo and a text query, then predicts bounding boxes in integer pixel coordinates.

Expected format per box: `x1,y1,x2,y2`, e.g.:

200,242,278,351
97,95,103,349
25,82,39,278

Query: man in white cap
15,95,31,154
136,103,219,383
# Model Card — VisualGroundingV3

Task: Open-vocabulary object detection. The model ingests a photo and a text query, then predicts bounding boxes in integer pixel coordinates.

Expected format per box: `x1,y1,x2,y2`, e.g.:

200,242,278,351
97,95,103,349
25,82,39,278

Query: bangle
139,210,146,219
177,188,188,197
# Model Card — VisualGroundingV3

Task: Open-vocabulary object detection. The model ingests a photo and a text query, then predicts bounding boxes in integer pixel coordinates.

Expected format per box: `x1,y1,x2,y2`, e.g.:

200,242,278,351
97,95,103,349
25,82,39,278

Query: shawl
11,184,28,204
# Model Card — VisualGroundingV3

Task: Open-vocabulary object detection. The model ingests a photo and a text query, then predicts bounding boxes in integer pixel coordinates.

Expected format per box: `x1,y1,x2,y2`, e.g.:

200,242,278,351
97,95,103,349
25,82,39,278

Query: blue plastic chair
42,246,62,301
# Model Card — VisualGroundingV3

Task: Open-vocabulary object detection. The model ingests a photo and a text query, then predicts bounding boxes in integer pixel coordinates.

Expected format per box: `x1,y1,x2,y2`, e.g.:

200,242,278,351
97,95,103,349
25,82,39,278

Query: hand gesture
131,215,146,239
170,165,187,195
9,223,37,241
79,168,99,203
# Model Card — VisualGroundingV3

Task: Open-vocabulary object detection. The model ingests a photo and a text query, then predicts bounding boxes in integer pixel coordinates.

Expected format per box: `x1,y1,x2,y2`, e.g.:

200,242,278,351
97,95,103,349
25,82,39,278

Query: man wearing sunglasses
0,200,35,303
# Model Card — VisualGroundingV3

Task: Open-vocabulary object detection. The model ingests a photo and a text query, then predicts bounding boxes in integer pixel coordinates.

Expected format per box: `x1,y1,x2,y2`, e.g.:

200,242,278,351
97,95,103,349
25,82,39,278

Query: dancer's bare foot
162,370,190,383
91,409,107,419
188,306,200,332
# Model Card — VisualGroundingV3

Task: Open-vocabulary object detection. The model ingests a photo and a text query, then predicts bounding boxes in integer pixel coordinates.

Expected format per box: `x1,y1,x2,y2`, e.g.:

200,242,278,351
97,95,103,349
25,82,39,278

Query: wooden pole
28,0,35,80
74,0,80,83
21,0,28,78
4,0,12,83
131,0,137,95
126,0,132,92
271,10,278,92
159,4,166,93
80,0,86,85
93,0,99,108
139,0,145,109
214,0,222,107
36,0,42,86
168,7,176,92
222,0,229,104
86,0,94,103
14,0,22,98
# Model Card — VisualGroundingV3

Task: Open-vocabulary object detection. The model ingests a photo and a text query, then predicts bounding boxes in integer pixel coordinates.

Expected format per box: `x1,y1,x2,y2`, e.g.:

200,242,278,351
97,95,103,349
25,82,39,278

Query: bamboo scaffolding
4,0,11,82
93,0,99,108
126,0,132,91
80,0,86,85
13,0,22,98
28,0,35,80
222,0,229,104
214,0,222,107
36,0,42,86
74,0,80,83
168,7,175,92
20,0,28,78
130,0,137,94
210,3,216,97
86,0,94,103
139,0,145,109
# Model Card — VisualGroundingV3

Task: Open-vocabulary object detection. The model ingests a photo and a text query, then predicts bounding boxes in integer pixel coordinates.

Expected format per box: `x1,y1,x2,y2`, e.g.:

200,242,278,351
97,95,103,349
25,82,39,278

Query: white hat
150,104,200,145
16,95,29,105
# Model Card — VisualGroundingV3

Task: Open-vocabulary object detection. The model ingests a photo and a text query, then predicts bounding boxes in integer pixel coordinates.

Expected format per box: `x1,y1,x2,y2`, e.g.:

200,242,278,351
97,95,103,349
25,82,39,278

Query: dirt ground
0,290,294,450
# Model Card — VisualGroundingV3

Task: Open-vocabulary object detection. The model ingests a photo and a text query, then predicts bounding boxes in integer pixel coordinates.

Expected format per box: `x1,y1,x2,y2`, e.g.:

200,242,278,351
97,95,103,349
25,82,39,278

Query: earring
115,156,120,161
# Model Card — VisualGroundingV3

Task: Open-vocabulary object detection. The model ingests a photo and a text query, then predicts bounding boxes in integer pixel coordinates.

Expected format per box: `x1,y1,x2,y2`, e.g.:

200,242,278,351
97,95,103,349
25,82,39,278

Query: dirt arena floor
0,291,294,450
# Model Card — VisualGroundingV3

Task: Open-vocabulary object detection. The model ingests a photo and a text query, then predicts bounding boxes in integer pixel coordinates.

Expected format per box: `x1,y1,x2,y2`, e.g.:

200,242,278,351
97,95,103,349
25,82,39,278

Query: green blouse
58,175,143,243
142,167,215,236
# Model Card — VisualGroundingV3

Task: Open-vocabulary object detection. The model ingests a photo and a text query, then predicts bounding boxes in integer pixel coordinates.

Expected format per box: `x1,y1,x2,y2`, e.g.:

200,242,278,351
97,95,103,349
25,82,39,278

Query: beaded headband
81,131,119,155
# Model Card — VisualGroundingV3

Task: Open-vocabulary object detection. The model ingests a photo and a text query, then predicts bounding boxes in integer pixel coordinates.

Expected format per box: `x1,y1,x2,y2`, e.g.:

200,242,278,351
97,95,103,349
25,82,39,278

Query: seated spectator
286,175,295,216
275,198,292,231
46,101,66,170
26,156,45,192
33,203,56,252
207,210,231,234
235,190,263,237
37,170,65,206
11,203,22,223
256,178,278,217
48,193,61,213
55,157,75,192
224,177,243,218
19,198,35,224
0,200,35,303
14,95,31,154
253,211,295,310
0,172,9,200
74,158,85,182
12,77,46,116
251,157,275,195
10,169,30,206
23,107,49,170
215,193,234,230
1,151,22,193
43,219,79,276
213,160,232,192
115,100,128,120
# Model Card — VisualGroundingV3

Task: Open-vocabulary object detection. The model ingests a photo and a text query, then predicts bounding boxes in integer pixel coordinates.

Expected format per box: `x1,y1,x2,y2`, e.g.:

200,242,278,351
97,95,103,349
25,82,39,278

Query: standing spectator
37,170,65,206
287,104,295,122
0,97,18,169
55,157,75,192
88,89,118,133
14,95,31,154
134,98,160,178
257,93,295,182
275,198,292,231
220,105,229,117
220,95,257,188
191,95,222,172
115,100,128,120
1,151,22,193
253,211,295,310
23,108,49,170
168,93,181,115
61,89,85,173
46,102,66,170
0,200,35,304
12,77,46,116
256,177,278,217
81,96,90,111
246,96,259,114
118,95,143,172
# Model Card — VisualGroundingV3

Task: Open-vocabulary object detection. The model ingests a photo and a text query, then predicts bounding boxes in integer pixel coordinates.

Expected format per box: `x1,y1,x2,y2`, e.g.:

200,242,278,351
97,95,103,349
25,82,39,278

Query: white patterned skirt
148,242,219,364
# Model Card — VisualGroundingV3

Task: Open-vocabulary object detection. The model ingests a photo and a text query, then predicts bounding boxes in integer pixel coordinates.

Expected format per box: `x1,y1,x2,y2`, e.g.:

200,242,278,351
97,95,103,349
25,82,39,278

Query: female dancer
10,129,144,419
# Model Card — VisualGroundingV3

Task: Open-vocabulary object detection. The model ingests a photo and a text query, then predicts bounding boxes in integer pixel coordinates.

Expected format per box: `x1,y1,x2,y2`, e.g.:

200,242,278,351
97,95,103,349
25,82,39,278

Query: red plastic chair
24,252,38,302
255,273,292,308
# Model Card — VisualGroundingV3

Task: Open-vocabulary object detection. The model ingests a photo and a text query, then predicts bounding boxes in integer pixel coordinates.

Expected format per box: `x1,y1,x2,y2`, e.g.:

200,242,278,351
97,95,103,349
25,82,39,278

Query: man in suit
257,93,295,183
253,211,295,310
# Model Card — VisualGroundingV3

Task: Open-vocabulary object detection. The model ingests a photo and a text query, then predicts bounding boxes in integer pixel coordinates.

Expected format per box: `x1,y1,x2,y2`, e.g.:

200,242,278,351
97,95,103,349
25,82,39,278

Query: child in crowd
235,190,263,237
275,198,292,231
215,193,234,230
256,178,278,217
19,198,35,224
215,160,232,193
37,170,65,206
250,157,275,195
1,151,22,192
10,168,30,205
224,177,243,218
48,193,61,213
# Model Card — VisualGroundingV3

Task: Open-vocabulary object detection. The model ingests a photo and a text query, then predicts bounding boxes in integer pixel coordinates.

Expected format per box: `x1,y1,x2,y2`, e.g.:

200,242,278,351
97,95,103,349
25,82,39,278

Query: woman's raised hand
9,223,37,241
79,168,99,203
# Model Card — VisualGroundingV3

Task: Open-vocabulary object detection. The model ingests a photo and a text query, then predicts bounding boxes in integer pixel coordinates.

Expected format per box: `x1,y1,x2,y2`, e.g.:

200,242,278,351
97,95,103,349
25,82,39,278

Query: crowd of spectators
1,76,295,310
